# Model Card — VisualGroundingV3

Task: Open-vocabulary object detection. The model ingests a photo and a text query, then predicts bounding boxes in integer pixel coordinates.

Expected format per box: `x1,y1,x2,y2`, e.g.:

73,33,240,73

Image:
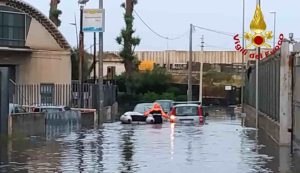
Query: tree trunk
126,0,134,14
124,0,135,94
124,59,134,94
49,0,60,26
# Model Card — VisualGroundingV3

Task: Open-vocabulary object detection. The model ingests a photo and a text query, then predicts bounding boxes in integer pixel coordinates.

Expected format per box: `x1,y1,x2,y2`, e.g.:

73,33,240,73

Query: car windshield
175,106,198,116
156,101,171,112
134,104,153,114
41,108,62,113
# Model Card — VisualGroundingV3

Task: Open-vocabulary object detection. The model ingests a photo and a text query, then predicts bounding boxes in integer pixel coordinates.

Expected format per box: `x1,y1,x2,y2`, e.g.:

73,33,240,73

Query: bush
161,92,175,100
166,87,180,95
115,66,172,94
141,92,160,102
175,95,187,101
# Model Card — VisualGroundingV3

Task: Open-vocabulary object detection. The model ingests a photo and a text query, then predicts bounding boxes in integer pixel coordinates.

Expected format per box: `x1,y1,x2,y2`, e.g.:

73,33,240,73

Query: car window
175,106,198,116
134,104,153,113
33,108,40,112
156,102,171,112
43,108,61,113
17,106,26,113
10,105,26,114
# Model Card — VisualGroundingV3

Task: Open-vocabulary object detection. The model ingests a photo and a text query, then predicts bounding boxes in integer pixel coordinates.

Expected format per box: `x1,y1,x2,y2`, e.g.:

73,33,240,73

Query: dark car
155,100,174,114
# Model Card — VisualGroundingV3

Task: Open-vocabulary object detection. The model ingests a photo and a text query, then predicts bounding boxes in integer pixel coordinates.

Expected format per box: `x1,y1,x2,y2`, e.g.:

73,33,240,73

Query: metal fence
244,55,280,122
10,82,117,109
293,55,300,148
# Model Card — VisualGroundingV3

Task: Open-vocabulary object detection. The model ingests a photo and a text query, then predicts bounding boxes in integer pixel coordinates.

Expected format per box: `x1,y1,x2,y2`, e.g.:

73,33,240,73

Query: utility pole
98,0,104,122
79,5,84,108
199,35,204,103
188,24,193,101
200,35,204,51
255,0,261,129
241,0,245,112
270,11,276,48
93,32,96,84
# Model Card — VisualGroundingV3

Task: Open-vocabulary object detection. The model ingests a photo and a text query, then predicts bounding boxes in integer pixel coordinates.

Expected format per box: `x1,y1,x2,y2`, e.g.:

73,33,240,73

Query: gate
293,54,300,151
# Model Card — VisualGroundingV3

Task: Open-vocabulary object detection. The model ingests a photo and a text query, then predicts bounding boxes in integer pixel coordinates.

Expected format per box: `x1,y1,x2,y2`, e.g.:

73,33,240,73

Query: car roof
34,106,65,109
9,103,21,107
155,100,173,102
135,103,153,106
174,104,200,107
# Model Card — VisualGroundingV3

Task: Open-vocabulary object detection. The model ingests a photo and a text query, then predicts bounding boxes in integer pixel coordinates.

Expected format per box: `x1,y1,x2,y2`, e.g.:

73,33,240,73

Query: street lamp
78,0,89,108
269,11,276,48
255,0,261,129
241,0,245,113
70,14,79,49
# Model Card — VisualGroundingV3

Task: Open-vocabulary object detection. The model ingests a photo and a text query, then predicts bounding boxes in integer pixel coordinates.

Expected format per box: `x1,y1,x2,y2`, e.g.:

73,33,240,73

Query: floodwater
1,116,300,173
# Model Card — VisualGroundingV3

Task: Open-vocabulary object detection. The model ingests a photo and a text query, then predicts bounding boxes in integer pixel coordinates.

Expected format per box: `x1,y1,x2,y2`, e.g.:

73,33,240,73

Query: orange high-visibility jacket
144,103,168,118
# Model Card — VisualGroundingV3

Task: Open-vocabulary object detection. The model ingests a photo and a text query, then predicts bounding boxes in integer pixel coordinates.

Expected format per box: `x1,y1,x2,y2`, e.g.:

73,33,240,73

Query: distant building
0,0,71,85
95,50,245,80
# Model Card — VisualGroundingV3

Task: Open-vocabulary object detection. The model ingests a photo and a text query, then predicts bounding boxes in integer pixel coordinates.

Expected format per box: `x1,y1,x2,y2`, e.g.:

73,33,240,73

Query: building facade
0,0,71,85
99,50,244,80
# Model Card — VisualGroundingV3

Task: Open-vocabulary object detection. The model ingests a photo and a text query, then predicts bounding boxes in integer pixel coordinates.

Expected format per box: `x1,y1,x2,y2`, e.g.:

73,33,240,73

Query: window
107,66,116,79
40,84,54,105
175,106,199,116
0,6,31,47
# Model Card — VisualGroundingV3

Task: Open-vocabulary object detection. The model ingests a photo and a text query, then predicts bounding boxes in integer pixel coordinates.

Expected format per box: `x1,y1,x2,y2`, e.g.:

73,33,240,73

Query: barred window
40,84,55,105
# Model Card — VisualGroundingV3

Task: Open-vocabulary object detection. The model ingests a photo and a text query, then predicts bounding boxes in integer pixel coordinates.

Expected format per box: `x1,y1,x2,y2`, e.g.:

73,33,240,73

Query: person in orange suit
144,103,168,119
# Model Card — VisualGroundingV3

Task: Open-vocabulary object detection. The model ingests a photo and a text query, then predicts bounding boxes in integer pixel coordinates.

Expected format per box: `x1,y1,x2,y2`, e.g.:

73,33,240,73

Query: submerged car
9,103,27,114
32,105,70,113
120,103,153,124
169,102,205,124
155,100,174,114
144,102,168,124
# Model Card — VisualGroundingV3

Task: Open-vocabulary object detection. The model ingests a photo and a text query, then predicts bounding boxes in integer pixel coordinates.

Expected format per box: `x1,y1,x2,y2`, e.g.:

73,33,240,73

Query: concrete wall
0,50,71,85
16,50,71,84
26,18,63,51
108,51,244,65
9,113,46,137
102,102,118,123
244,104,280,143
279,42,292,146
8,111,99,137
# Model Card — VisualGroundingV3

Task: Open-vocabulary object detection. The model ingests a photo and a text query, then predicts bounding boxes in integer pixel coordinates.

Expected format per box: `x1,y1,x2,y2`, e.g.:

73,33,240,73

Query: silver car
169,104,204,124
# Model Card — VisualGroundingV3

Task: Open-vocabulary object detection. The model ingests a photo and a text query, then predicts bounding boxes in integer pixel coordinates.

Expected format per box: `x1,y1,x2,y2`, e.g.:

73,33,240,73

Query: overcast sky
23,0,300,51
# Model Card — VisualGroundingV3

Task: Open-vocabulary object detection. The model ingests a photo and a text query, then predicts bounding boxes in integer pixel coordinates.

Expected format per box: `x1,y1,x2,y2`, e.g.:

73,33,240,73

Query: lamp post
270,11,276,48
99,0,104,123
255,0,261,129
78,0,89,108
70,14,79,49
241,0,245,112
188,24,193,101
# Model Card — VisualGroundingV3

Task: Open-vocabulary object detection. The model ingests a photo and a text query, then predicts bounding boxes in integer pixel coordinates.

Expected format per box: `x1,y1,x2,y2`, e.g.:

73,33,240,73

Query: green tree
116,0,141,93
116,66,172,94
49,0,62,27
71,48,93,81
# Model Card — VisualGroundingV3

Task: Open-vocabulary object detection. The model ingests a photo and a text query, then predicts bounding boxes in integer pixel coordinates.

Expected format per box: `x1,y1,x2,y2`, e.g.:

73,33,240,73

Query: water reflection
119,126,136,173
1,118,300,173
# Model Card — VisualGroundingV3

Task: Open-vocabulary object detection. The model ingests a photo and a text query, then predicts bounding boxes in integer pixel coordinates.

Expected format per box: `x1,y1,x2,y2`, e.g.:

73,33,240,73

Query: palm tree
116,0,141,93
49,0,62,27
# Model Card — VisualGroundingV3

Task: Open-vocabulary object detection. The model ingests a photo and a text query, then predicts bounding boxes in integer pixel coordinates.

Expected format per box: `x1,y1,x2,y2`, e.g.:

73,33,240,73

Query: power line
204,44,233,50
193,25,235,37
133,10,188,40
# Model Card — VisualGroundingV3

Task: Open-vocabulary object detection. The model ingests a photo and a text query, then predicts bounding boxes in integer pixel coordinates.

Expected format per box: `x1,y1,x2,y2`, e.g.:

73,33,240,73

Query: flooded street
1,116,300,173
